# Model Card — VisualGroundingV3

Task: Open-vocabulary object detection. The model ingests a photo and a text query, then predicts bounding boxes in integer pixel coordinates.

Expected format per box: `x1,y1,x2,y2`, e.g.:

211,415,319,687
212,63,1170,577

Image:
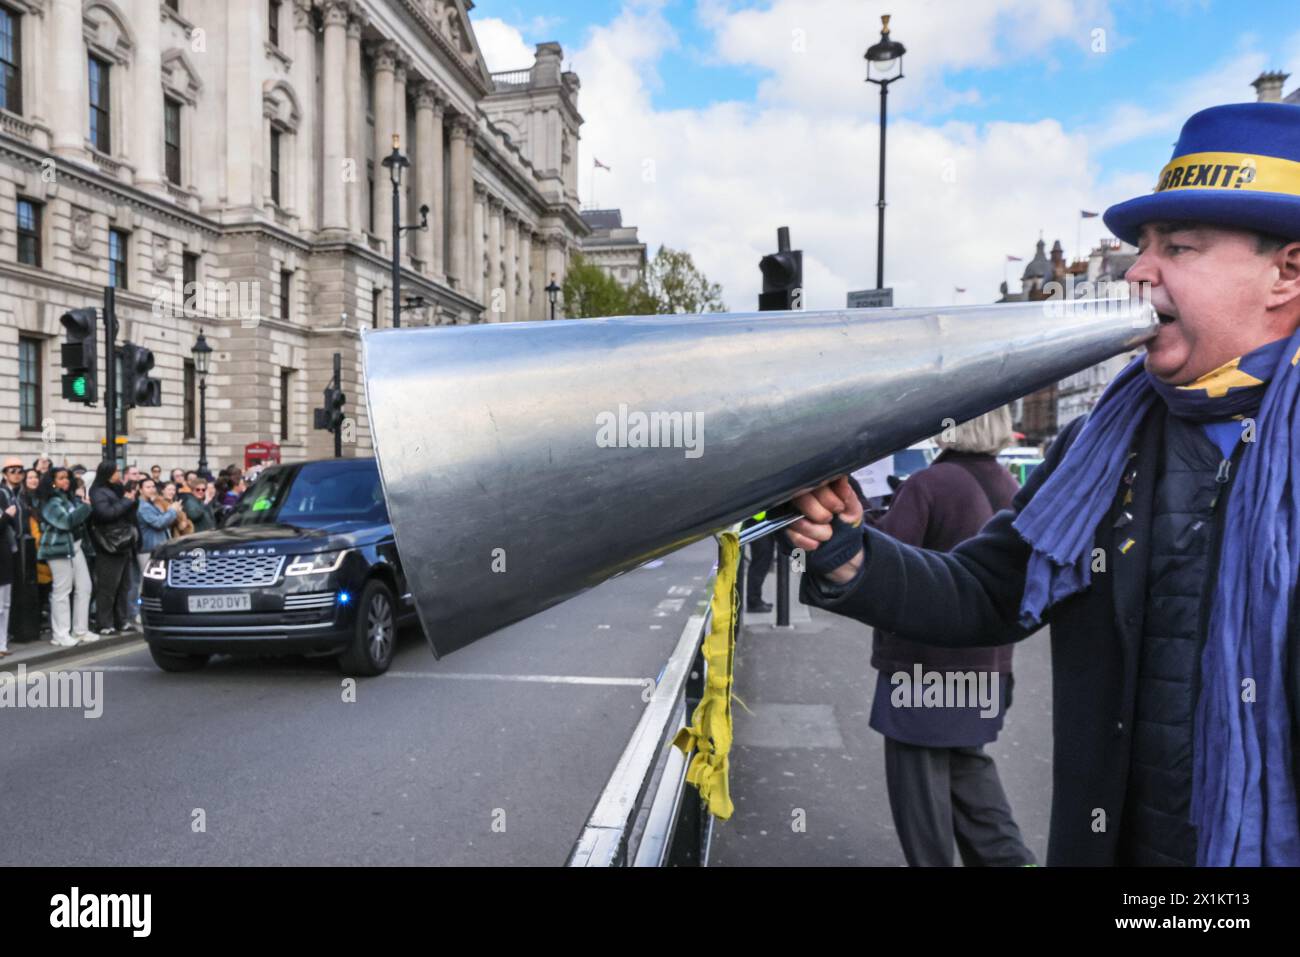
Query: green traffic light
72,376,87,398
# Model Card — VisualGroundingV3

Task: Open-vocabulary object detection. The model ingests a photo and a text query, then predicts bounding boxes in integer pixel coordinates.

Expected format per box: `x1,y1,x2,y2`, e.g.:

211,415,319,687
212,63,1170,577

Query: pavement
710,562,1054,866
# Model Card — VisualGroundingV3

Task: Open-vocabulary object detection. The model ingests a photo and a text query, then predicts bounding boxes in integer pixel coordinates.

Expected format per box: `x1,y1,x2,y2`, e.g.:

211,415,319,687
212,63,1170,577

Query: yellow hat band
1155,151,1300,196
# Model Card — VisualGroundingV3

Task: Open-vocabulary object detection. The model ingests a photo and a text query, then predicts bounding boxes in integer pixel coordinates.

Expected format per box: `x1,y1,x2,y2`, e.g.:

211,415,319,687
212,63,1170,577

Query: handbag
90,517,138,555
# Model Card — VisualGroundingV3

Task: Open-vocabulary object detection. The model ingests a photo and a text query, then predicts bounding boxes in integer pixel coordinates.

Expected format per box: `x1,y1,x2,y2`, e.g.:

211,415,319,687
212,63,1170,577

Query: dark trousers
883,737,1036,867
746,536,775,606
93,551,132,632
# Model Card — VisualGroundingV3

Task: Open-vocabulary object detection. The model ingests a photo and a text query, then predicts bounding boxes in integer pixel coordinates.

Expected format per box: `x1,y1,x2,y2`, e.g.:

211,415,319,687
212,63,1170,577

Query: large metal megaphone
362,298,1157,656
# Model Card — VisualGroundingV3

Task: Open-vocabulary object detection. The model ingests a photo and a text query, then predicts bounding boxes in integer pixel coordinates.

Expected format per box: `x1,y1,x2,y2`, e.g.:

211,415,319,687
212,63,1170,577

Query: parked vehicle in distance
998,446,1045,486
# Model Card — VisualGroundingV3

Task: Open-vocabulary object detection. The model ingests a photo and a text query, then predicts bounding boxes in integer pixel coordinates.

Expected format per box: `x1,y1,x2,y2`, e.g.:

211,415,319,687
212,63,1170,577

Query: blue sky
469,0,1300,308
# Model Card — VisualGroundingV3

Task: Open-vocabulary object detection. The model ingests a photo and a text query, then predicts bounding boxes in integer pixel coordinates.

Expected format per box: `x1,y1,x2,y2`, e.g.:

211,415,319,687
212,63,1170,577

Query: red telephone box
244,441,282,470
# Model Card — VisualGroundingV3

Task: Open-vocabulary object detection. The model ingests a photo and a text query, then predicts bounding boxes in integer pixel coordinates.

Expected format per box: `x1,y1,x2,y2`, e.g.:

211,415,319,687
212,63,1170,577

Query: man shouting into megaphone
790,102,1300,867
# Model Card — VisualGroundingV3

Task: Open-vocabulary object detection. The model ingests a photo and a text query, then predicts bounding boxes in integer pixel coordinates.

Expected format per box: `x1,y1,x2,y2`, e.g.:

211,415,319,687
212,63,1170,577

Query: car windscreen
226,461,388,527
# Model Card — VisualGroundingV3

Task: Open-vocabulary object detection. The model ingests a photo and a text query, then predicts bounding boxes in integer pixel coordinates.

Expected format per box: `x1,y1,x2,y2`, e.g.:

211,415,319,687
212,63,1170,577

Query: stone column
530,234,547,321
294,0,318,230
486,199,502,320
413,82,438,272
50,0,85,158
392,55,408,253
345,9,364,236
320,0,349,231
131,0,163,191
463,124,477,293
429,94,446,278
446,114,470,289
545,238,566,319
519,228,534,320
370,42,397,247
471,185,485,304
503,212,518,323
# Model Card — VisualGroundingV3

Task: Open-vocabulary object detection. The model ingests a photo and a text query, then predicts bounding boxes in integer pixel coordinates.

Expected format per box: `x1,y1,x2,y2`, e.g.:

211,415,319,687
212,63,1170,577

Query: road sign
847,288,893,309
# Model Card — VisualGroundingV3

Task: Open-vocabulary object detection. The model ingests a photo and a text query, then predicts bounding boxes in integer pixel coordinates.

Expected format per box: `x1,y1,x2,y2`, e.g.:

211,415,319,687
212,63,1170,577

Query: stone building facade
579,208,646,289
0,0,587,469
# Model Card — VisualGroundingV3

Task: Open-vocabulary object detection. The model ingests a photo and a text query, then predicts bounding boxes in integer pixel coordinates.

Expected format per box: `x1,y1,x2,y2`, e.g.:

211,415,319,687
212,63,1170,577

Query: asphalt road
0,539,718,866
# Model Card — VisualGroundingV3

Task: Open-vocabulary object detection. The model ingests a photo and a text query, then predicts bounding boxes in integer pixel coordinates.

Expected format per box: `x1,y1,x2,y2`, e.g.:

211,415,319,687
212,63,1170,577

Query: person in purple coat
865,407,1035,866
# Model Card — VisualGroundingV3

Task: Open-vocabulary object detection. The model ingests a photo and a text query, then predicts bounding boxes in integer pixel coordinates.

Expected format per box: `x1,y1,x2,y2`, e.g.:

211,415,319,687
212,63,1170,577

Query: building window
267,0,280,48
18,336,40,431
182,250,198,291
280,269,292,320
367,171,375,233
164,96,182,184
279,368,292,441
372,286,383,329
269,127,282,205
88,54,111,153
183,359,196,439
16,197,40,267
108,228,128,288
0,4,20,115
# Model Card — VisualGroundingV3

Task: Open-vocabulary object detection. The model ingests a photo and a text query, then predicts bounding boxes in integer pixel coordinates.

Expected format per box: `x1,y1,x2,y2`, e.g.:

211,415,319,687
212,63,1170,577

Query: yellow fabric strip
1154,151,1300,196
672,529,740,820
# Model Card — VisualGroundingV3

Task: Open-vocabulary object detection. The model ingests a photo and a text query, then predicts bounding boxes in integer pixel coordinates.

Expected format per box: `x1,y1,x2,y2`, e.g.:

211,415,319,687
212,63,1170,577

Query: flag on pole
1080,210,1099,218
594,157,612,171
1006,255,1023,262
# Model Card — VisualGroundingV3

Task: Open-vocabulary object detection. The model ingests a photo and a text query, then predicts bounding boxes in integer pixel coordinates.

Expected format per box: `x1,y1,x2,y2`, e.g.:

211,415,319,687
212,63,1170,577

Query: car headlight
144,558,167,581
285,549,350,576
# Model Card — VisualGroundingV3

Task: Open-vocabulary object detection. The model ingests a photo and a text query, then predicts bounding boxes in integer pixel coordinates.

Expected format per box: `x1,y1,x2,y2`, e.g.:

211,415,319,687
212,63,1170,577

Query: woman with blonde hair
864,406,1034,866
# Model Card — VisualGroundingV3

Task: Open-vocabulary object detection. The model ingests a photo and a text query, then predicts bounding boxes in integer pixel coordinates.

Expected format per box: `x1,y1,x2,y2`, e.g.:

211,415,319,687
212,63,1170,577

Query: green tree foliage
639,245,727,315
558,247,727,318
560,254,633,319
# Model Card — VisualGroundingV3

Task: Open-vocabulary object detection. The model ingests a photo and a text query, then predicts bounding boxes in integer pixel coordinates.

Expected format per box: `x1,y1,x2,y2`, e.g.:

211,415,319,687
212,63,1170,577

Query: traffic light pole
333,352,342,459
756,226,804,628
103,286,117,466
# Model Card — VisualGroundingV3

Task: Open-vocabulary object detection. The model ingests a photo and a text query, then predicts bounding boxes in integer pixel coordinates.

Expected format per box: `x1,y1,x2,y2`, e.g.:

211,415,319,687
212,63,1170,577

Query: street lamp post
380,134,430,329
191,329,213,476
545,276,561,321
865,14,906,291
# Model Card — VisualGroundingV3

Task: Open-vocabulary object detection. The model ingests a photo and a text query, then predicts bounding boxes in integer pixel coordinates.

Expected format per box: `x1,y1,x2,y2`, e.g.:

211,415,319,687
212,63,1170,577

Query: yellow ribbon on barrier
672,529,741,820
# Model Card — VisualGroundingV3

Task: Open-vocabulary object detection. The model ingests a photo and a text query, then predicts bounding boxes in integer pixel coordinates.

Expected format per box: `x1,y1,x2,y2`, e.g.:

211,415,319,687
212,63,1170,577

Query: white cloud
536,5,1296,313
571,1,1130,310
474,17,536,73
699,0,1115,118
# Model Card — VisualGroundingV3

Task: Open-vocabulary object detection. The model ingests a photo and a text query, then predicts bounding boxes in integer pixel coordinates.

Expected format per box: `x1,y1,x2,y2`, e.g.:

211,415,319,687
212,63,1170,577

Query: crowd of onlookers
0,458,261,656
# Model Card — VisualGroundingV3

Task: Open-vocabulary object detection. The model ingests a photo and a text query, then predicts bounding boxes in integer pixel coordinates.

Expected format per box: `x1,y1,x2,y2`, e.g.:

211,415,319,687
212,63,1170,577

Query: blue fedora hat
1104,102,1300,246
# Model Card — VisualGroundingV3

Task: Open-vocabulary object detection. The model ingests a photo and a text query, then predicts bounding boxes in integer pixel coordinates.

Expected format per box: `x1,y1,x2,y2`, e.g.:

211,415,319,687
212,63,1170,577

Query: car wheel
338,579,396,676
149,645,211,672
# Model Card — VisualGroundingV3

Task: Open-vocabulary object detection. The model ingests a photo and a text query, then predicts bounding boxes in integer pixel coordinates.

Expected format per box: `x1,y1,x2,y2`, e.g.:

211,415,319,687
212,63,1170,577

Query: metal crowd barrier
565,565,723,867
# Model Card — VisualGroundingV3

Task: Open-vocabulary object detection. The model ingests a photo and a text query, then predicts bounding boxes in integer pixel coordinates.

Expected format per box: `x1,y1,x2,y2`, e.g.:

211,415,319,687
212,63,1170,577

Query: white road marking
667,585,693,596
91,664,647,687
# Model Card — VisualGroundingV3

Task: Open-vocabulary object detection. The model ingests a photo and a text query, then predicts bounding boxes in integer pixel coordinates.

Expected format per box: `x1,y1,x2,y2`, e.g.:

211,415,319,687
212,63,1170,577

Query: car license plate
188,594,252,613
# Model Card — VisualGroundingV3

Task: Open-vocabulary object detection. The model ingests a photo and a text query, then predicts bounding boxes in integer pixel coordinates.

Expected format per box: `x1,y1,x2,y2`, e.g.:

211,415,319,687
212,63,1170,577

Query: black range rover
141,457,419,675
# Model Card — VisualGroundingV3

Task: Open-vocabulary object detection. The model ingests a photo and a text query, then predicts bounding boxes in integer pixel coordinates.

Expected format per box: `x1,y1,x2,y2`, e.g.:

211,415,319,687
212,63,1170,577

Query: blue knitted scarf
1013,331,1300,866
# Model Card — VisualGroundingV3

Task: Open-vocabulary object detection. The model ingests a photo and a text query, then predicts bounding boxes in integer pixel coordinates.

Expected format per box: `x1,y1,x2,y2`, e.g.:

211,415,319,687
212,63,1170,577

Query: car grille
167,555,286,588
139,596,163,614
283,592,337,611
